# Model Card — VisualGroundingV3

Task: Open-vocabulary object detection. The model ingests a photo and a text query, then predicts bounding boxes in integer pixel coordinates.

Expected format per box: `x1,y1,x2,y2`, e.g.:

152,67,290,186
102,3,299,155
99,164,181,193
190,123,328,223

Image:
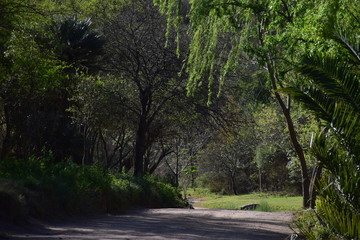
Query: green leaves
300,55,360,108
3,28,67,97
281,87,334,124
316,169,360,240
284,31,360,240
282,49,360,156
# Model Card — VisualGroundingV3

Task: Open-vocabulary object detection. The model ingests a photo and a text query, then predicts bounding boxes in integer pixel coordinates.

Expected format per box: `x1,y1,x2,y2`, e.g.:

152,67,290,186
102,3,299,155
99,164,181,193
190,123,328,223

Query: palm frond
317,176,360,240
280,87,334,123
311,135,360,239
52,16,105,70
292,30,360,240
336,33,360,64
299,56,360,112
332,102,360,146
280,86,360,151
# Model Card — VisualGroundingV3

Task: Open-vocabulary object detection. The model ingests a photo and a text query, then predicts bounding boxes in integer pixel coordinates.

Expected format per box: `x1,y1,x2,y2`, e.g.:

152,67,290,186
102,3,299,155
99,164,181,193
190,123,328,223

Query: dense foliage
0,154,184,223
286,33,360,240
1,0,359,238
1,0,299,197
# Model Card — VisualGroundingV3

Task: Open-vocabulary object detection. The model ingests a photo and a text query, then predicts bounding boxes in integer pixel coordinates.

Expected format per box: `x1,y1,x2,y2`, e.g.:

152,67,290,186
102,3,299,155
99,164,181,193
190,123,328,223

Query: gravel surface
4,208,294,240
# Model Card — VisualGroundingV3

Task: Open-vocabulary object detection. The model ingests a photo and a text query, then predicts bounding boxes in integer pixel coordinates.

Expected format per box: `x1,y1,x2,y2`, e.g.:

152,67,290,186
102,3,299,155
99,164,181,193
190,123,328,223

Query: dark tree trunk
259,168,262,192
231,173,238,195
175,153,179,187
280,97,311,208
1,105,12,159
267,59,311,208
134,118,146,177
99,130,109,167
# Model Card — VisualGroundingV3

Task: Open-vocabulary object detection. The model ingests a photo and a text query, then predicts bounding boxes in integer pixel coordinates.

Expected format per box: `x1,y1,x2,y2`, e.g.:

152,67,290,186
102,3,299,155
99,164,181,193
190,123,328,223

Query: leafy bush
195,173,228,194
292,210,339,240
107,174,185,211
255,201,274,212
0,156,112,216
138,176,185,208
0,156,185,222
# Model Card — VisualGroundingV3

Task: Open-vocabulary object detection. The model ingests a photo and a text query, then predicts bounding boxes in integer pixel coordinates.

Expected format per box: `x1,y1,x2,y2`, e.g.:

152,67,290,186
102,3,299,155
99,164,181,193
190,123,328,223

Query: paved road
6,208,294,240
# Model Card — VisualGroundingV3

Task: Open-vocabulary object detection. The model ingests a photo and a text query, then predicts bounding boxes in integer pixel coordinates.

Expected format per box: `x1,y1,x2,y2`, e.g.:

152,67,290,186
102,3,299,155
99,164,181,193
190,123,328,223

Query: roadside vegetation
0,154,184,224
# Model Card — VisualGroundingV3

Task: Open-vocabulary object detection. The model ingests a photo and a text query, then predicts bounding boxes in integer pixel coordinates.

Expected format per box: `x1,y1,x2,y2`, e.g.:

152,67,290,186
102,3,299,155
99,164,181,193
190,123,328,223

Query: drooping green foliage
156,0,257,102
154,0,322,208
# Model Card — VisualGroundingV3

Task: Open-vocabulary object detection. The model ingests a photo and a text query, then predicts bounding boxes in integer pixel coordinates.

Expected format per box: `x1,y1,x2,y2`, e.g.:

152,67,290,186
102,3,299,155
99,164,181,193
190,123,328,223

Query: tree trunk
82,125,87,166
280,100,311,208
134,118,146,177
266,59,311,208
99,130,109,167
1,105,12,159
309,164,322,208
259,168,262,192
231,173,238,195
175,153,179,187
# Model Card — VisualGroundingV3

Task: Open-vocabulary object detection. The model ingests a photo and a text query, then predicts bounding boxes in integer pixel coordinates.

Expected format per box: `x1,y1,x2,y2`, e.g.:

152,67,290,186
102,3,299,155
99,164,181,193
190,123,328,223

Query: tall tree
155,0,316,207
101,0,187,177
0,1,47,158
46,16,105,162
280,1,360,237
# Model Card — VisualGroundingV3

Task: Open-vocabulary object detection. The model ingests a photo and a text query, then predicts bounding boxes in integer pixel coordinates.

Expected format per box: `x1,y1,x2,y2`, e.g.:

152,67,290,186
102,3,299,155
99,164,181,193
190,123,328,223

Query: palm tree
50,16,105,163
51,15,105,74
26,16,106,163
283,35,360,239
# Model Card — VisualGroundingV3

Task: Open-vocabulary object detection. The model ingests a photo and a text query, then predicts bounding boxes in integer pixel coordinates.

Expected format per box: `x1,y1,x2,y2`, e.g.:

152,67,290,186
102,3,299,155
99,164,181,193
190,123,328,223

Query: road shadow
7,209,292,240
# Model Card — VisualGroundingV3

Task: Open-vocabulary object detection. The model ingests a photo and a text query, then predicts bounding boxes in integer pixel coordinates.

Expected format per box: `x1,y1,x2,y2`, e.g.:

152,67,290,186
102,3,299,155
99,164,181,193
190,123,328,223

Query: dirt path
5,208,294,240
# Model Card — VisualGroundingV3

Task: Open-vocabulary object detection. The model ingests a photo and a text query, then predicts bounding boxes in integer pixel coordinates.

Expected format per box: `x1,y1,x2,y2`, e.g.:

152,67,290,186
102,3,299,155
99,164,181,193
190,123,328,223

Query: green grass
187,188,302,212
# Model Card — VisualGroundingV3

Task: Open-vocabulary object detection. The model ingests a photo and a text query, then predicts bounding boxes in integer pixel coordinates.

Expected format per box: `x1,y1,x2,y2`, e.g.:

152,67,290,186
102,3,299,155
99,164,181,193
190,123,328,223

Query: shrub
255,201,274,212
292,210,340,240
0,156,185,222
0,157,113,216
108,174,185,210
138,176,185,208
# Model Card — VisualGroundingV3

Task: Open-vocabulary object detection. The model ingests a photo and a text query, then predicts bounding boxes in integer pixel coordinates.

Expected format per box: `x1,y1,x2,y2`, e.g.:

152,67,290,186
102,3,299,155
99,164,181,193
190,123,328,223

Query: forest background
0,0,359,239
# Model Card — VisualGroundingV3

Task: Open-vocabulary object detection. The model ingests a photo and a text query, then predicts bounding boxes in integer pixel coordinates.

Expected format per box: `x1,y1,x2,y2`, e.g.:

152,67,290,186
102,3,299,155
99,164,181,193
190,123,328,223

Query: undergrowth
0,155,185,223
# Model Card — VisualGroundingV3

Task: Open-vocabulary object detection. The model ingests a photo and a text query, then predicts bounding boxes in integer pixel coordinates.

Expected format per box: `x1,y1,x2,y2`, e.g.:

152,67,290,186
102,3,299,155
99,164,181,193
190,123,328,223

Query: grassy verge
187,188,302,212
